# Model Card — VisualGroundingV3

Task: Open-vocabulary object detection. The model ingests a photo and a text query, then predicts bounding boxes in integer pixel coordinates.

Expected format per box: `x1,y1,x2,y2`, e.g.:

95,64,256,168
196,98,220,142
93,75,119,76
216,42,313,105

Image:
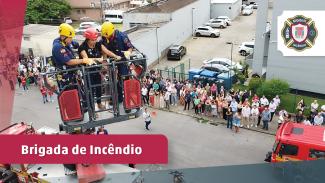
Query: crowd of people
141,70,325,132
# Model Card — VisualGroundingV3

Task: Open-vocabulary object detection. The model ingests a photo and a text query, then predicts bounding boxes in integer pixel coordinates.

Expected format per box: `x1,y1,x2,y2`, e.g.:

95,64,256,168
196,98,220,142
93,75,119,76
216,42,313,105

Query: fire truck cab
265,122,325,162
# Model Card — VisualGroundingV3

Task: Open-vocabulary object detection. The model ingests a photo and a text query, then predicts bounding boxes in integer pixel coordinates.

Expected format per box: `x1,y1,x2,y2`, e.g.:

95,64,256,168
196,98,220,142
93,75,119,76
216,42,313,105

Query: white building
21,24,58,57
210,0,242,20
124,0,211,66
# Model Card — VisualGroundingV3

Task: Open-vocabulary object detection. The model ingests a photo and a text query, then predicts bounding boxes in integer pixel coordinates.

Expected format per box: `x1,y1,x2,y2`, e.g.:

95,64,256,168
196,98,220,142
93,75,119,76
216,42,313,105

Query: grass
279,93,325,114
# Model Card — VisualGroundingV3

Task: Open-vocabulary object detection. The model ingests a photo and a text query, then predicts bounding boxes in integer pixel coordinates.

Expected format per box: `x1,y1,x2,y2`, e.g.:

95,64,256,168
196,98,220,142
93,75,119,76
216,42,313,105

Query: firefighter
52,23,95,90
52,23,94,69
100,22,133,103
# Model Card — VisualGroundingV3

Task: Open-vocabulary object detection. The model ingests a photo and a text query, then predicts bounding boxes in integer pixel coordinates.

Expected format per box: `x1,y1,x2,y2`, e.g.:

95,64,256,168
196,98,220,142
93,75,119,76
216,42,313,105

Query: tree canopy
25,0,71,24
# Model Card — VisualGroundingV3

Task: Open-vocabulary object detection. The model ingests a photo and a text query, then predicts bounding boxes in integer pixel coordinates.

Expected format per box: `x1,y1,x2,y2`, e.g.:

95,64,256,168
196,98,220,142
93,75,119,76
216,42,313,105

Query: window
292,127,304,135
77,10,81,14
82,9,86,14
23,35,30,41
118,15,123,19
246,44,254,48
309,149,325,159
278,144,299,156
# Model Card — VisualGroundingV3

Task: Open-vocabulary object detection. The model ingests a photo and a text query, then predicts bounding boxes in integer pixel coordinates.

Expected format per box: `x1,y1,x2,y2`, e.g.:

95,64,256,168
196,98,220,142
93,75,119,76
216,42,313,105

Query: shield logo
291,23,308,43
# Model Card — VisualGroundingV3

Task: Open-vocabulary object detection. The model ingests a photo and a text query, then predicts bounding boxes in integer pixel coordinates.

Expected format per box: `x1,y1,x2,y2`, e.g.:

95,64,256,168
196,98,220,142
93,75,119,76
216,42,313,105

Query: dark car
167,45,186,60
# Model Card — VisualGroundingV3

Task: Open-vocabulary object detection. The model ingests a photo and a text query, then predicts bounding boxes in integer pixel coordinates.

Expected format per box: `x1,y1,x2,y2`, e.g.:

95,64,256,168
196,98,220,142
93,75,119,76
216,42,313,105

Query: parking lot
155,9,272,71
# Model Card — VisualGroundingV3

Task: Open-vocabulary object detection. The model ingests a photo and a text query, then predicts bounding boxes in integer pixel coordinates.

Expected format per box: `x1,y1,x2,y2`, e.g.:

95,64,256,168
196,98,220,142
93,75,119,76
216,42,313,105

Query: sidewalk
149,104,278,136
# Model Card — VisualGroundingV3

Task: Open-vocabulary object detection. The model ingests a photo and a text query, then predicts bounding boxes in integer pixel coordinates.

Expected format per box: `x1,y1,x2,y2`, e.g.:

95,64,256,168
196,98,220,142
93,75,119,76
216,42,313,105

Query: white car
64,17,72,24
194,26,220,38
202,57,243,71
239,42,254,56
76,22,101,35
216,16,232,26
205,19,227,28
201,63,230,73
242,7,253,15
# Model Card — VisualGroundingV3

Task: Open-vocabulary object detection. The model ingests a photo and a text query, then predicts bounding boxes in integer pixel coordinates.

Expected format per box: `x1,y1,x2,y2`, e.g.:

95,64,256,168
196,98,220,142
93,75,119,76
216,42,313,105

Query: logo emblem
281,15,318,51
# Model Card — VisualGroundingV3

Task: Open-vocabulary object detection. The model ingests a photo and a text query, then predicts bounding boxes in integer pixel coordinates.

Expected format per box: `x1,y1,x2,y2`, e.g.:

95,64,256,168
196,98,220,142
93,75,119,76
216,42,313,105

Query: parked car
239,42,254,56
64,17,72,24
194,26,220,38
76,22,101,35
201,63,230,73
202,57,243,71
205,19,227,28
167,45,187,60
216,16,232,26
242,7,253,15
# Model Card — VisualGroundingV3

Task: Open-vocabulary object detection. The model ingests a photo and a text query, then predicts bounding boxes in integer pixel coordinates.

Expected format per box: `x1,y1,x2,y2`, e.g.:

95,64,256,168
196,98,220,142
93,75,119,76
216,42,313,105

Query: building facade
124,0,210,66
253,0,325,94
210,0,242,20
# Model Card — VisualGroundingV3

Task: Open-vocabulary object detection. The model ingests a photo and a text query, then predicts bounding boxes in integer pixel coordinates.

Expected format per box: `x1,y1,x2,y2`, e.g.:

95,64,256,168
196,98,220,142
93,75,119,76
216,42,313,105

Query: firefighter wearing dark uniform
52,23,94,88
100,22,133,103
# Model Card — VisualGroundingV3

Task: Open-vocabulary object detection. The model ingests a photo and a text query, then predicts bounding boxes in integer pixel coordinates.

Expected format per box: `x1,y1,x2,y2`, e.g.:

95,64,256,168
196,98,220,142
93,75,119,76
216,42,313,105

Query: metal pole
191,8,195,36
156,27,159,64
100,0,104,23
230,43,233,89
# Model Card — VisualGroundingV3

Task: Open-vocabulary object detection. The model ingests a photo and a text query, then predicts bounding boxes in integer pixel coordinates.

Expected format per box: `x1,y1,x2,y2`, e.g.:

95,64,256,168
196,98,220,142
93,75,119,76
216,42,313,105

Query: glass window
279,144,298,156
309,149,325,159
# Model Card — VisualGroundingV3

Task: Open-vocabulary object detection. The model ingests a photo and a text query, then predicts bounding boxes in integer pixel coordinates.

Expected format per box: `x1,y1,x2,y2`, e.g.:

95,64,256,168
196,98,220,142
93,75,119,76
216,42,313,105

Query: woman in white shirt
242,105,251,128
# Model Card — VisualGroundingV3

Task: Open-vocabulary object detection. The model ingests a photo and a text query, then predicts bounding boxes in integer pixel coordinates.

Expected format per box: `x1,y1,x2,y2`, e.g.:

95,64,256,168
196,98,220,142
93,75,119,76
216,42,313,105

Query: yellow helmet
59,23,75,38
101,22,115,38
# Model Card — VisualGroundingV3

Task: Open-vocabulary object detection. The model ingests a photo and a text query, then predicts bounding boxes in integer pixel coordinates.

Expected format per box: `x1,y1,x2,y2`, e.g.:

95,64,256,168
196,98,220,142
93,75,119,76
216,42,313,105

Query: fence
157,59,191,81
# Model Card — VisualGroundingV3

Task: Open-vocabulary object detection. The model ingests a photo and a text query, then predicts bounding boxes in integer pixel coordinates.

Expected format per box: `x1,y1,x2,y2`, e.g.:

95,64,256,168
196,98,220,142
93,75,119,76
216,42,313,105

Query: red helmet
83,27,98,40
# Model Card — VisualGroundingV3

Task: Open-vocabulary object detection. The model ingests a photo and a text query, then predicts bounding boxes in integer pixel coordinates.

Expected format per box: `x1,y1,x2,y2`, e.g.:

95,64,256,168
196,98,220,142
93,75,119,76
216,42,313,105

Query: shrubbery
248,78,264,93
256,79,290,99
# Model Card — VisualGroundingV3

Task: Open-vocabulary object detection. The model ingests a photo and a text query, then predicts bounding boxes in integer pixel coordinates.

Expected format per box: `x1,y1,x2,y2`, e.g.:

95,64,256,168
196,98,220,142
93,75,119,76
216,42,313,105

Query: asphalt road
12,85,275,171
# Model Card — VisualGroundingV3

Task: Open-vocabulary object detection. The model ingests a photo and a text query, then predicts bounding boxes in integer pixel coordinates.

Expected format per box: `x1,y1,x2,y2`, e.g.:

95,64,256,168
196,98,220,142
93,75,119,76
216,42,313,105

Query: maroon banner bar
0,135,168,164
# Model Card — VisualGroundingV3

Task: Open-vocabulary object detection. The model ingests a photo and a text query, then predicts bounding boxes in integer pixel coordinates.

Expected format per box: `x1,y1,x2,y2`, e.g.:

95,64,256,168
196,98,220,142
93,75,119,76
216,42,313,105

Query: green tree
256,79,290,99
25,0,71,24
248,77,264,94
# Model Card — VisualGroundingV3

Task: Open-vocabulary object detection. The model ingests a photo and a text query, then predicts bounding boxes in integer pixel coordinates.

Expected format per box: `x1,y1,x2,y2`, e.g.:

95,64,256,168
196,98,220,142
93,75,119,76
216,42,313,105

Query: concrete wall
21,32,58,57
211,1,242,20
70,8,101,21
128,0,210,66
266,0,325,94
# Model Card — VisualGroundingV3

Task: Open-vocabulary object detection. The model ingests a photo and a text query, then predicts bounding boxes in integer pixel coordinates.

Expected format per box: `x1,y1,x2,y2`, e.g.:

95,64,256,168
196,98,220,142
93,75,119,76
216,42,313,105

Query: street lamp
155,27,159,64
226,42,233,89
191,8,195,36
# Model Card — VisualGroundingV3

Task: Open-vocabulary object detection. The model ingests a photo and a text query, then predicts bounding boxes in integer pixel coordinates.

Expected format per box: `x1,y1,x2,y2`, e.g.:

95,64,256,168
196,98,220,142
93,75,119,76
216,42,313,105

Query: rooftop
211,0,239,4
127,0,197,13
23,24,58,36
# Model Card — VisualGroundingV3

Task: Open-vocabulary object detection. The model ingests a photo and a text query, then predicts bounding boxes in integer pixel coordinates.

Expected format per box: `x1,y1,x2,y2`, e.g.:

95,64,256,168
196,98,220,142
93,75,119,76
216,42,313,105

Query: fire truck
265,122,325,162
0,52,147,182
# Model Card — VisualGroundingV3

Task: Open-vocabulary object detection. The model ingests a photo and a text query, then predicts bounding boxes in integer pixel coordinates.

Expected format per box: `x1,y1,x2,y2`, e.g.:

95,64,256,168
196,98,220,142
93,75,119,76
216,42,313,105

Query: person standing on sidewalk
242,104,251,128
143,108,151,130
269,100,277,122
226,107,233,129
251,105,259,127
184,90,191,110
261,107,271,130
141,85,149,105
233,111,241,133
257,104,265,127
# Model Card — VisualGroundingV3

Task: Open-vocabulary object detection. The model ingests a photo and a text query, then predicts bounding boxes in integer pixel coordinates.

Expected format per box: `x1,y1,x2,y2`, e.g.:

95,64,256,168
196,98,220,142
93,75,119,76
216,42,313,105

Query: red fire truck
265,122,325,162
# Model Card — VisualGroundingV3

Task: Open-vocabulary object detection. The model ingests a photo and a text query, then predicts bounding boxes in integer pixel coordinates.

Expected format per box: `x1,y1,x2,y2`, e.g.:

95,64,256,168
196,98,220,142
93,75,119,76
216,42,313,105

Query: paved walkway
149,104,279,136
